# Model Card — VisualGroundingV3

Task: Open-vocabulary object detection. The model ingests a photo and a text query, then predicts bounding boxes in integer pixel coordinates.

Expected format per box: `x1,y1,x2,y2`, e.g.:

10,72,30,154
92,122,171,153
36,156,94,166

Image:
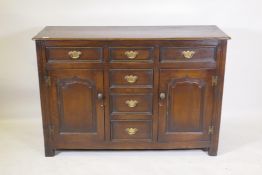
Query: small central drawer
110,69,153,88
110,94,153,115
46,47,103,62
111,120,152,141
109,47,153,62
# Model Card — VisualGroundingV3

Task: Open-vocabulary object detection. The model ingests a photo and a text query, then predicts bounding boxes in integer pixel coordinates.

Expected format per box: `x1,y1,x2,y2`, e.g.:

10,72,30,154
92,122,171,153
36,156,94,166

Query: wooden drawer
160,47,216,64
109,47,153,62
110,69,153,88
111,114,151,120
111,120,152,141
110,94,153,114
46,47,103,62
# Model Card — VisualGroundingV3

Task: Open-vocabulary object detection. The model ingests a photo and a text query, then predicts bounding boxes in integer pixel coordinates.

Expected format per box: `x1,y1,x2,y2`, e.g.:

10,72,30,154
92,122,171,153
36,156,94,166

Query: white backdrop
1,0,262,119
1,1,262,175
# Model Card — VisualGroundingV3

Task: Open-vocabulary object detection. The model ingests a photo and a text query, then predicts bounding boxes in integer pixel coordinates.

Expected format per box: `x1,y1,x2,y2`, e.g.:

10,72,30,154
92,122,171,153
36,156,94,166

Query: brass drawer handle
124,75,138,83
125,100,138,108
125,50,138,59
182,50,195,59
125,128,138,135
68,51,82,59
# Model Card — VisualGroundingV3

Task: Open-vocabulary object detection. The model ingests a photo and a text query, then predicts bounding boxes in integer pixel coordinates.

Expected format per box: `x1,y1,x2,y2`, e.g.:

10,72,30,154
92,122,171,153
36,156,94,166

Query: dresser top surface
33,26,230,40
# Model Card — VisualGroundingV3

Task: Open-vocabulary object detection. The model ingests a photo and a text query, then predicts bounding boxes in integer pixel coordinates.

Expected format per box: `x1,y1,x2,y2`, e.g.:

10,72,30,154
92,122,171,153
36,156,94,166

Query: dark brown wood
48,69,104,142
35,40,55,157
111,120,152,141
110,69,153,88
160,46,215,63
110,93,153,114
46,47,103,62
158,69,214,142
34,26,230,156
109,47,153,62
208,40,228,156
33,26,230,40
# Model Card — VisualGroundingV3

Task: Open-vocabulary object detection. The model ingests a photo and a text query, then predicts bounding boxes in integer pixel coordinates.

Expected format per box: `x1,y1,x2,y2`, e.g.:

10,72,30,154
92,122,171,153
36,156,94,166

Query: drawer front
110,94,153,114
111,114,151,120
111,120,152,141
46,47,103,62
160,47,216,63
109,47,153,62
110,69,153,87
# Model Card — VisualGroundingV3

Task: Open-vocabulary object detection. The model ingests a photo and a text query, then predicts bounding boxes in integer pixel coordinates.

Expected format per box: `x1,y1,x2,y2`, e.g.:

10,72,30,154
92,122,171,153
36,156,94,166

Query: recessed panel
57,78,96,133
167,78,205,132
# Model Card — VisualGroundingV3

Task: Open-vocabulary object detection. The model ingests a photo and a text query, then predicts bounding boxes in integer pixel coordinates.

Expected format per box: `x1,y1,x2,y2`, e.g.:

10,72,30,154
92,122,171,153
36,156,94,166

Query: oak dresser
33,26,230,156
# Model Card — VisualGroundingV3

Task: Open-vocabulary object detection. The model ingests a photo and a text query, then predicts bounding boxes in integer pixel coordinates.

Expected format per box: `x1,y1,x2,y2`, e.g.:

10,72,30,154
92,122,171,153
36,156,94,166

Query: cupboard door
48,69,104,145
158,69,214,142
